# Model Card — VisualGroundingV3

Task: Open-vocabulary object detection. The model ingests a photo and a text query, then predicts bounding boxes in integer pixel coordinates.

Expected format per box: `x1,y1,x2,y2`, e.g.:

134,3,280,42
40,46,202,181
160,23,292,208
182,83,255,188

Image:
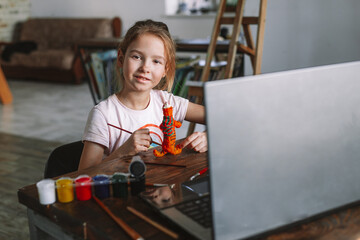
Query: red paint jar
75,175,92,201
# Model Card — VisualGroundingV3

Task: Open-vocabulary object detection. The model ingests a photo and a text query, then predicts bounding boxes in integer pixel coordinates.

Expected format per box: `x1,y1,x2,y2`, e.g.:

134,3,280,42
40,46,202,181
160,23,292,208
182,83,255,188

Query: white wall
30,0,360,75
0,0,30,41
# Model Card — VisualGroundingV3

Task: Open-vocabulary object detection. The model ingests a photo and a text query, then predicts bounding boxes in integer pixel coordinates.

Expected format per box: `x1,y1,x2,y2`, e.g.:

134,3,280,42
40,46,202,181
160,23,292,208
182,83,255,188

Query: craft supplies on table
92,174,111,199
128,155,146,178
130,175,146,196
112,172,128,198
36,179,56,205
56,177,74,203
35,154,178,205
75,175,92,201
35,174,170,204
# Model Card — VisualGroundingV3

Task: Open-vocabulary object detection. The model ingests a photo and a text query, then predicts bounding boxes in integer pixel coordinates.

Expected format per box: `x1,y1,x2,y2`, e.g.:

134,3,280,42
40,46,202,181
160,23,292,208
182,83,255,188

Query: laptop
141,61,360,240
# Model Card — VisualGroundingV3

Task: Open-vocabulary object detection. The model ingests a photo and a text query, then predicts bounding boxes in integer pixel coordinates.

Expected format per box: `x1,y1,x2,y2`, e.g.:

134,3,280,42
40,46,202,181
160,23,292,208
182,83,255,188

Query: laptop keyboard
175,195,212,228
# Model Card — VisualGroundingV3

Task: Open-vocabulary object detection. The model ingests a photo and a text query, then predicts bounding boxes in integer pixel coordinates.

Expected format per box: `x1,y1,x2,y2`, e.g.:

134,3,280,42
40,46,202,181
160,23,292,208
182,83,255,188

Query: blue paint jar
92,174,110,199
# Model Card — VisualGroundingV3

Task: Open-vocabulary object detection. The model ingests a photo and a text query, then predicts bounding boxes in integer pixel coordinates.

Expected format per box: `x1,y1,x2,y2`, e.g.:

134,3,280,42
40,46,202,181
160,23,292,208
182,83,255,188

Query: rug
0,132,62,240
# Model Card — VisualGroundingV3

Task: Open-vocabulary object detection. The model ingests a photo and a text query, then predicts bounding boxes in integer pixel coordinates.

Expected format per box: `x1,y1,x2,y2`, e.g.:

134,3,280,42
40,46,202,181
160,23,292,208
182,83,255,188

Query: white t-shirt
82,90,189,158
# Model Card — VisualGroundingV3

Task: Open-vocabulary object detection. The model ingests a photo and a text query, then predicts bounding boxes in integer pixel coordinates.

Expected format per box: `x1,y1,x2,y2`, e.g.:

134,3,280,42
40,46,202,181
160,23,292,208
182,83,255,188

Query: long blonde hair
118,19,176,92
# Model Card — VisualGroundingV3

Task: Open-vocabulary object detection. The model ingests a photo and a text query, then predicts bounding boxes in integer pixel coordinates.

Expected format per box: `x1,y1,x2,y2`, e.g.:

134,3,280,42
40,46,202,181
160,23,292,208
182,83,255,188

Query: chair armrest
0,41,13,46
0,41,13,57
0,41,13,50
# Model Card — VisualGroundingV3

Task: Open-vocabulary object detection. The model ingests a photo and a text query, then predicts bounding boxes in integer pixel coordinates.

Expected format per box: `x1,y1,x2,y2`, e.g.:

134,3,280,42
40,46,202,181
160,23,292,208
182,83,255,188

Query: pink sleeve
82,108,109,149
172,94,189,122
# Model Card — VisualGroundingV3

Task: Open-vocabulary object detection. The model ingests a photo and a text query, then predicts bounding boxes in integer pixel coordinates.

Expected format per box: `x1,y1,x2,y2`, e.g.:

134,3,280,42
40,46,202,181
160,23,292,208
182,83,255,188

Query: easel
187,0,267,136
0,65,13,104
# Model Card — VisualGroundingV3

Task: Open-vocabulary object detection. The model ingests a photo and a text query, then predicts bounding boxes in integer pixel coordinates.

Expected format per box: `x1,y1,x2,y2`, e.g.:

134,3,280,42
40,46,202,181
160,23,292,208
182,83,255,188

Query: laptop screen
204,61,360,240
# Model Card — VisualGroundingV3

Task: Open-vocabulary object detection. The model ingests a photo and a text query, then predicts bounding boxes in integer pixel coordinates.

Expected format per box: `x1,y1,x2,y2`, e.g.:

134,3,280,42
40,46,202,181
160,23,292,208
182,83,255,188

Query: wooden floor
0,132,62,239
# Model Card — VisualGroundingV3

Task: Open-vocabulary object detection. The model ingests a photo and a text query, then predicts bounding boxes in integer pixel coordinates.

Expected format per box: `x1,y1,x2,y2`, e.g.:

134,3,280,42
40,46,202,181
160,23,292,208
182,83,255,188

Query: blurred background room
0,0,359,238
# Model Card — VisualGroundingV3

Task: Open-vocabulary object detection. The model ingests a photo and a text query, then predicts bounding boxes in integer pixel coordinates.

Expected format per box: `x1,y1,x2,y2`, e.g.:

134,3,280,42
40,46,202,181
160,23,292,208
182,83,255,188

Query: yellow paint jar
56,177,74,203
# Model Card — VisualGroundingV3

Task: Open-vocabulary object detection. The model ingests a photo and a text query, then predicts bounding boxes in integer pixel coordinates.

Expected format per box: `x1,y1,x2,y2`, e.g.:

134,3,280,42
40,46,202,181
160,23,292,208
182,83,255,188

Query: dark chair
44,141,84,178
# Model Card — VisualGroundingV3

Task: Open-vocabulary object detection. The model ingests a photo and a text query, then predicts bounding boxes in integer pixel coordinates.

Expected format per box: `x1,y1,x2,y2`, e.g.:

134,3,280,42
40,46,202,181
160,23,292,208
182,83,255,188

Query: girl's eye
154,59,163,65
132,55,141,60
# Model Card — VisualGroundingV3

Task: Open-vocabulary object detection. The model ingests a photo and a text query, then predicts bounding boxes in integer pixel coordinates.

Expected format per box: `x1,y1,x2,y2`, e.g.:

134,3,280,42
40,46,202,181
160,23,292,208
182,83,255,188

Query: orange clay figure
153,99,182,157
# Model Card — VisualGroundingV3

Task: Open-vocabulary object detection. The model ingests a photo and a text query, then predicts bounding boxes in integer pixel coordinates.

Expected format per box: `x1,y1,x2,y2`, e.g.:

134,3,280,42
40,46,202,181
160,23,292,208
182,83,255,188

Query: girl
79,19,207,170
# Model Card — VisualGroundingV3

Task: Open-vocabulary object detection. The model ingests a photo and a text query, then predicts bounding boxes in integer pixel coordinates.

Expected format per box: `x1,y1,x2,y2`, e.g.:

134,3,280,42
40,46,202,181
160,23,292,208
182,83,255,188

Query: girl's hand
116,128,151,156
180,131,208,153
79,129,151,170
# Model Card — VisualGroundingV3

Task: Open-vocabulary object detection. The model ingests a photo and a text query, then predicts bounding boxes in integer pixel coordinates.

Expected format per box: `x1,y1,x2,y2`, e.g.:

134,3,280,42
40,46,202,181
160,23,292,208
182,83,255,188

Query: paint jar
56,177,74,203
112,172,128,198
130,175,146,196
36,179,56,205
75,175,92,201
92,174,110,199
129,156,146,178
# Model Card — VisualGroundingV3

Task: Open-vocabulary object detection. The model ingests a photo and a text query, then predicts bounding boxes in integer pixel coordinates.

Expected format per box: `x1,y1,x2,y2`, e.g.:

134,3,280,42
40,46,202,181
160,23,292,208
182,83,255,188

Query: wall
0,0,30,41
30,0,360,75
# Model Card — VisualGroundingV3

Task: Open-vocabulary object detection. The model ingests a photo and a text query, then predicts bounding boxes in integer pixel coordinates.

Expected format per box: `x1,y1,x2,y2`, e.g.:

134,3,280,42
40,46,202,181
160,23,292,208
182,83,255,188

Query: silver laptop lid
204,61,360,240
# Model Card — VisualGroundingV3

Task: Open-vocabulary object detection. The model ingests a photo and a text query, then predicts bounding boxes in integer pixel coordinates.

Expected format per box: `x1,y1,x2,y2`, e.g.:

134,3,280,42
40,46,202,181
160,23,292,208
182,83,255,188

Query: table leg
0,66,13,104
27,209,74,240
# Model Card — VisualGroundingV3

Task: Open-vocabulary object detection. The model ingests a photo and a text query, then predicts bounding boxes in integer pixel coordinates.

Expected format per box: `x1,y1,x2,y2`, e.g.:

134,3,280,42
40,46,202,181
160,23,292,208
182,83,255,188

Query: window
165,0,217,15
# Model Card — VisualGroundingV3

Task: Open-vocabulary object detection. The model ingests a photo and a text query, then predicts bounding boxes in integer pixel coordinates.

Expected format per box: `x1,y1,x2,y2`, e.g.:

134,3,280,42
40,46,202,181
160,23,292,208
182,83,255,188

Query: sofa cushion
20,18,114,50
9,50,74,70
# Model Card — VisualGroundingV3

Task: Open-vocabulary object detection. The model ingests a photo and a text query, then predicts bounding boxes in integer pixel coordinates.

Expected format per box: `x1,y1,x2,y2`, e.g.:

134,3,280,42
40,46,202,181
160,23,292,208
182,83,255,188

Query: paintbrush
93,196,144,240
127,206,178,239
107,123,161,146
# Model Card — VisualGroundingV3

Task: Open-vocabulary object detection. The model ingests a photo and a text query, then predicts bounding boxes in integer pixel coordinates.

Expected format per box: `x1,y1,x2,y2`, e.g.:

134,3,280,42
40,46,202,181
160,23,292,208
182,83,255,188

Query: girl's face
119,33,167,93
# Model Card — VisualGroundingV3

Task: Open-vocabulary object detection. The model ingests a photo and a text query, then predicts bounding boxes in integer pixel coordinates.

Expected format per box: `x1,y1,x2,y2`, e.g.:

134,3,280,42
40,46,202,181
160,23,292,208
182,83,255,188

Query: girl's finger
187,136,202,149
136,128,150,134
193,139,205,151
181,132,198,148
195,142,208,153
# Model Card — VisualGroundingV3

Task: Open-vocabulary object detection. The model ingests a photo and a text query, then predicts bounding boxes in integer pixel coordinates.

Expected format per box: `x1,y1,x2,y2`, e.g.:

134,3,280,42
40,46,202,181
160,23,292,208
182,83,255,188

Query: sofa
0,17,121,84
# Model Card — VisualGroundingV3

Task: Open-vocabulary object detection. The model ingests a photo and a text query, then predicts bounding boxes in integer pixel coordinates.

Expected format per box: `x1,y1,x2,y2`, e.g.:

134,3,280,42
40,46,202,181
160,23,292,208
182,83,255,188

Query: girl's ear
117,49,124,67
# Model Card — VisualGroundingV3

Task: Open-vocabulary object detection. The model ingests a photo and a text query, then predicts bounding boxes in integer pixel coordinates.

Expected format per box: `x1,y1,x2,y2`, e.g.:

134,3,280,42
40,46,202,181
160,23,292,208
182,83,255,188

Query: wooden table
18,143,360,240
18,147,207,240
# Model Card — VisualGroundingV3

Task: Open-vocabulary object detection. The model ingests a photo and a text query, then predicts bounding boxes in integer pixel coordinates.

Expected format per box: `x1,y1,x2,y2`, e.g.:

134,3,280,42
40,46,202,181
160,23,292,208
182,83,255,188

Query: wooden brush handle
127,206,179,239
93,196,144,240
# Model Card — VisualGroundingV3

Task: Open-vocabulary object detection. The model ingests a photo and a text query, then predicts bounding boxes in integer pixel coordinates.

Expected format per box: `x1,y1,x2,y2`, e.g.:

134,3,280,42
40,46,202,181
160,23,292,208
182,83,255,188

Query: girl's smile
134,74,151,82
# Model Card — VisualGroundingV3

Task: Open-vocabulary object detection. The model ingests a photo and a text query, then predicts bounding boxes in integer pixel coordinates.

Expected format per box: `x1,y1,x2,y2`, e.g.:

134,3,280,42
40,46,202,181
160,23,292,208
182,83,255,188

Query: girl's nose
140,59,151,72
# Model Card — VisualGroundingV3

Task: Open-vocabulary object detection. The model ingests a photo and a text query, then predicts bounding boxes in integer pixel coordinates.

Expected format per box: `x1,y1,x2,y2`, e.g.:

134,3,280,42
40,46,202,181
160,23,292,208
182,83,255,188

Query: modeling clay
153,99,182,157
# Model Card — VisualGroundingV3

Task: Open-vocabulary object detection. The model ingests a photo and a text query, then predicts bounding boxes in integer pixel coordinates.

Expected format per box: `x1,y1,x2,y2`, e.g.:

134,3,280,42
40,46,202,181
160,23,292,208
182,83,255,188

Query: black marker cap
129,156,146,178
